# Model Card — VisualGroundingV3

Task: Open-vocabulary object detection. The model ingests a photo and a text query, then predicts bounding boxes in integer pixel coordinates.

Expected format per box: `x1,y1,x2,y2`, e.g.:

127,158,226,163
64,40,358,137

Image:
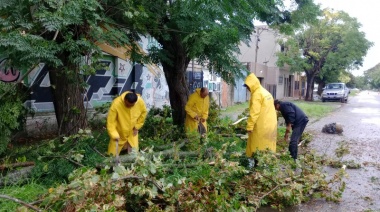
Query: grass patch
222,100,335,120
0,182,46,211
221,102,249,120
222,102,248,113
292,101,336,119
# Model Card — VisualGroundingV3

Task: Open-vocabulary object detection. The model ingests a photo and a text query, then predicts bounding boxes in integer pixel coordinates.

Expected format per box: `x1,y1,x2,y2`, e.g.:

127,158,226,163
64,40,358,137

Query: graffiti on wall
20,56,169,112
24,64,54,112
187,71,204,94
83,60,115,108
0,58,21,82
140,65,169,108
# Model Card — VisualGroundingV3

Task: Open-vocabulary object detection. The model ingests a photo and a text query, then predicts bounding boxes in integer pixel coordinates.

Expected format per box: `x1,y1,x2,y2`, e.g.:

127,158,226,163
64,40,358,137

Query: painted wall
0,58,21,82
2,35,225,112
1,37,171,112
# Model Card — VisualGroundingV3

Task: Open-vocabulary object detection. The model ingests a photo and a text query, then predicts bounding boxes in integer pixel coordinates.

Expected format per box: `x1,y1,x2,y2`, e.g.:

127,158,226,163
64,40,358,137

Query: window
278,76,283,84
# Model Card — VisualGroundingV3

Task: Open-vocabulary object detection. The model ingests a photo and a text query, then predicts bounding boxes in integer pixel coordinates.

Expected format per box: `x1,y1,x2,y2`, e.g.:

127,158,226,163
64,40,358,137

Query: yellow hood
244,73,260,92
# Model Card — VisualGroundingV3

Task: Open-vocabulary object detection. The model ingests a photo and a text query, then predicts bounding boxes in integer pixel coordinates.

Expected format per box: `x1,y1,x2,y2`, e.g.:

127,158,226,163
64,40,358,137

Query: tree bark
49,62,87,136
0,162,34,170
305,71,315,101
159,34,191,126
162,67,189,126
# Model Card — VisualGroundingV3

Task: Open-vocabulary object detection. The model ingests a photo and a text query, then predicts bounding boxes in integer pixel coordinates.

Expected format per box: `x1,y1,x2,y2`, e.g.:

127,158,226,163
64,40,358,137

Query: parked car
321,83,350,103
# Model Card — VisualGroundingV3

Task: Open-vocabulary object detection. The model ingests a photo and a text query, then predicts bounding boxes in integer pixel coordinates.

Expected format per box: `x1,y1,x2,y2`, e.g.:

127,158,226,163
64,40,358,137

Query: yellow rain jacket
245,73,277,157
185,88,210,133
106,91,147,156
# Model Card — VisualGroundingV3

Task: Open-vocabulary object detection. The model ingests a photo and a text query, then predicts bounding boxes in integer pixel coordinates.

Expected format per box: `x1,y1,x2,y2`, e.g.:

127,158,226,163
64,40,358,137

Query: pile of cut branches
0,105,347,211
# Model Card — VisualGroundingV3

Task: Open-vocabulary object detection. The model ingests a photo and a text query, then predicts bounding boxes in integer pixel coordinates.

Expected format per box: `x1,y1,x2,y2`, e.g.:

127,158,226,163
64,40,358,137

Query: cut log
0,162,35,170
154,141,186,151
154,140,186,151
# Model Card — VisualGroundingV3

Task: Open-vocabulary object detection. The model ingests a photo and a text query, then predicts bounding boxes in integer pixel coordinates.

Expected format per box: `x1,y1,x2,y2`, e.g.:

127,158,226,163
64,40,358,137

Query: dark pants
289,119,308,160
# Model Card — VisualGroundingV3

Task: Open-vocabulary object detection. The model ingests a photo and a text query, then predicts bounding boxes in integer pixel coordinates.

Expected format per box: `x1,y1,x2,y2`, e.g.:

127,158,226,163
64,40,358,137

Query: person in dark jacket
274,100,309,160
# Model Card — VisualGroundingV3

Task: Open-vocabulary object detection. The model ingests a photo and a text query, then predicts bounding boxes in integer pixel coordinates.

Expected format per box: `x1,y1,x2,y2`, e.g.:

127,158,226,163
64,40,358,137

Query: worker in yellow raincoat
106,91,147,156
185,87,210,135
244,73,277,158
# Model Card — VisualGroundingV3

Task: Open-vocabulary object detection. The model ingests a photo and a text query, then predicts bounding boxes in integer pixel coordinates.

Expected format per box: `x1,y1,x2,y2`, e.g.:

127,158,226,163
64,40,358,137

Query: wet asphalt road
295,91,380,212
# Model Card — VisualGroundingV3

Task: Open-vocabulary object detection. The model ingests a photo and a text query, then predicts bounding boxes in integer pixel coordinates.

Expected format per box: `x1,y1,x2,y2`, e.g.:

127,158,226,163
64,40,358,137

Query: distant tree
277,9,373,101
364,63,380,89
121,0,320,125
344,72,356,88
0,0,142,136
354,75,368,89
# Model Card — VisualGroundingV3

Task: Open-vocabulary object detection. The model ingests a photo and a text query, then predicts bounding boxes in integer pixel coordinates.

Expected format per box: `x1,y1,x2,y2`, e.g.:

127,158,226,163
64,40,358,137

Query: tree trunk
317,82,325,96
305,71,315,101
49,63,87,136
159,35,191,126
162,67,189,126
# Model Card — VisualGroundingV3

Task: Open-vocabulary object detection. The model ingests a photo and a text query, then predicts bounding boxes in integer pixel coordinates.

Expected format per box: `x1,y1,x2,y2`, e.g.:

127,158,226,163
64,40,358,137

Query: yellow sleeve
135,98,147,130
202,96,210,120
246,92,262,131
185,93,198,118
106,104,119,140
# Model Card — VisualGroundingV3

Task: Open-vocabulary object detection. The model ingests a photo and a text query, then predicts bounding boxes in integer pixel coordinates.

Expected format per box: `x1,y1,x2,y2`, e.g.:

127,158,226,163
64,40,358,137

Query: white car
321,83,350,103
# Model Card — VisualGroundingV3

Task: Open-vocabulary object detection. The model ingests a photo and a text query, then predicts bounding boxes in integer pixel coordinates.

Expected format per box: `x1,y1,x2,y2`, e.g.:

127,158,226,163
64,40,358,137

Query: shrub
0,82,29,156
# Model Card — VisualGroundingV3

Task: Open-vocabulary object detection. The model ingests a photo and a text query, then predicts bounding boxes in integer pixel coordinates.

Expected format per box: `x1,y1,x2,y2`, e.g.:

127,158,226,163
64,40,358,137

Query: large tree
0,0,320,134
277,9,373,101
122,0,320,125
0,0,141,136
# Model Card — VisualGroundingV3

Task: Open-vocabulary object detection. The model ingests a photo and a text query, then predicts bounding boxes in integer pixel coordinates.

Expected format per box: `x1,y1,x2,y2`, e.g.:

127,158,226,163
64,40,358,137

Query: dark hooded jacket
279,101,308,128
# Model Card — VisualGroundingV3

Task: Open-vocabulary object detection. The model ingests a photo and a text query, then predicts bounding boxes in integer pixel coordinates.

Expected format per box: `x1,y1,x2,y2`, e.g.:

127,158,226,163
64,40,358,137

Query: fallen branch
41,156,84,167
154,141,186,151
102,140,193,165
92,147,106,158
221,134,247,139
0,194,42,211
0,162,35,170
254,185,281,211
116,163,202,172
220,134,246,137
114,176,164,192
116,151,200,164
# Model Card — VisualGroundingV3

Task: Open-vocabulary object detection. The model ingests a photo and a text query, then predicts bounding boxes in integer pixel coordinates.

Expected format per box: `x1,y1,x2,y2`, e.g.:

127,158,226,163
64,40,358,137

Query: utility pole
254,26,267,74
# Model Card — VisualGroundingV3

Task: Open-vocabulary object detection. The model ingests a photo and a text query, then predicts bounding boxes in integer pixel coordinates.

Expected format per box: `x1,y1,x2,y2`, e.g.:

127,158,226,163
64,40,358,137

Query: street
297,91,380,211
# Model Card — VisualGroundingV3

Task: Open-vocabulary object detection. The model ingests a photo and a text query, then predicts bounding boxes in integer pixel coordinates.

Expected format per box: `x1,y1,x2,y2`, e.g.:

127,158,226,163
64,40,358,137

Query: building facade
234,25,306,102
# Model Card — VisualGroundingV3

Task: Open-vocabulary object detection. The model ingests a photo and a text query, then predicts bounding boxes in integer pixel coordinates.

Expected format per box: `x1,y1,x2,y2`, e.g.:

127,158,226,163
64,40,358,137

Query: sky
313,0,380,76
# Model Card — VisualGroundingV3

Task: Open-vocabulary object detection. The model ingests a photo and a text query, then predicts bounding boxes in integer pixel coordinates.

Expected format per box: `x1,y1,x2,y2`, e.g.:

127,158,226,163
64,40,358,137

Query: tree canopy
1,0,321,131
120,0,320,125
277,9,373,100
0,0,142,135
